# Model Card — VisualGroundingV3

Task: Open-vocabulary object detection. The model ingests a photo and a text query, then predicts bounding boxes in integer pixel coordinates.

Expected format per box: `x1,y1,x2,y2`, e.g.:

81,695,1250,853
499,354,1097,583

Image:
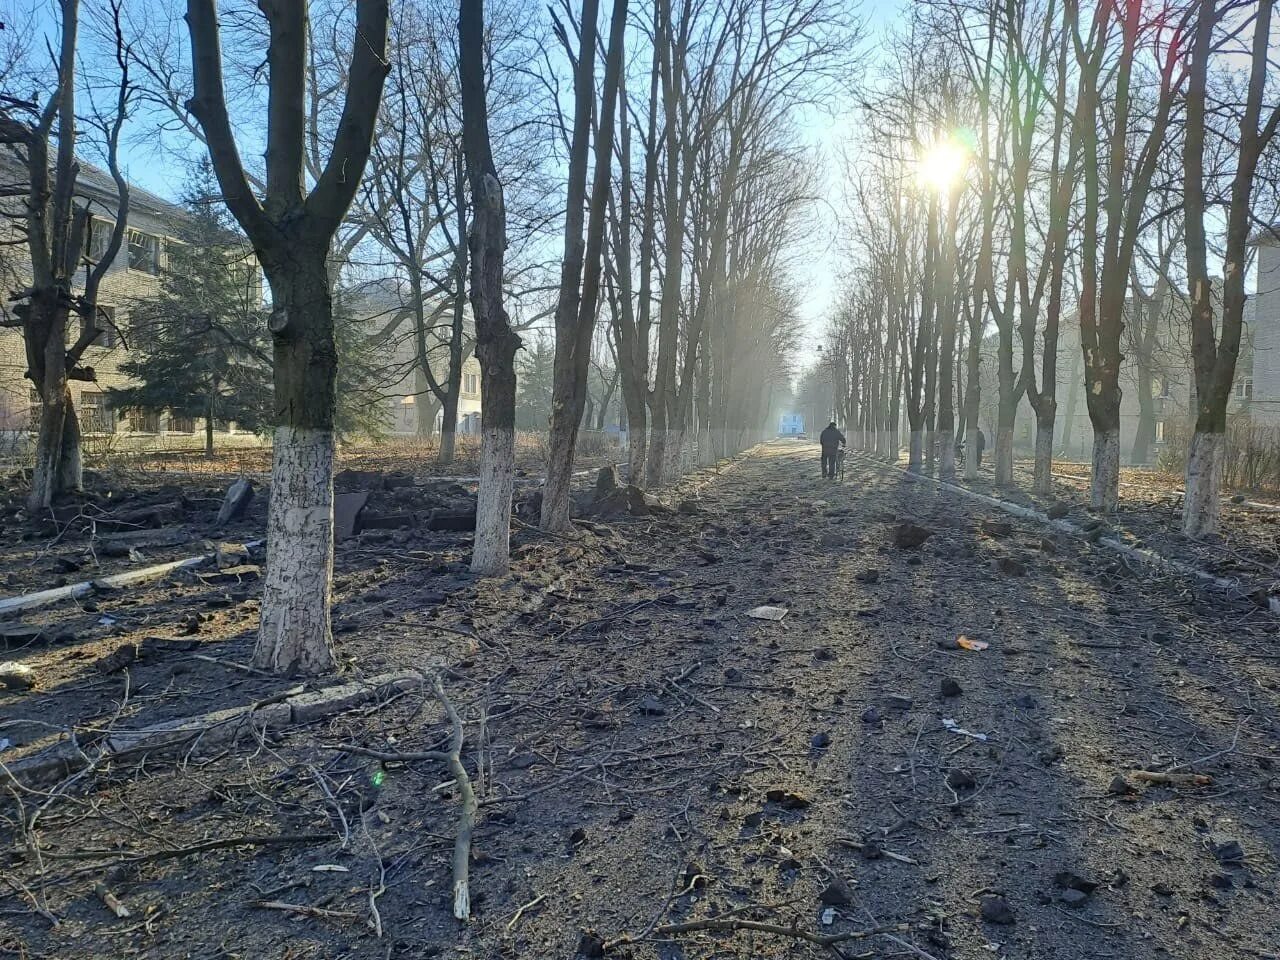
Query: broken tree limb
1129,770,1214,787
322,675,478,922
855,453,1280,615
0,540,264,616
433,674,477,922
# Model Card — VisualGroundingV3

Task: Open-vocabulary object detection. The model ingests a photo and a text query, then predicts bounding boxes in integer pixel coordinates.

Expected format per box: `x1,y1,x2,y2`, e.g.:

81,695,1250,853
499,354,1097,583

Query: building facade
0,157,261,453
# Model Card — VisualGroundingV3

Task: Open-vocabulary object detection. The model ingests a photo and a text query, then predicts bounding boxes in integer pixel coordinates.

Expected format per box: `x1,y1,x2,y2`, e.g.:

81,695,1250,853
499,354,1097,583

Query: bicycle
835,447,846,482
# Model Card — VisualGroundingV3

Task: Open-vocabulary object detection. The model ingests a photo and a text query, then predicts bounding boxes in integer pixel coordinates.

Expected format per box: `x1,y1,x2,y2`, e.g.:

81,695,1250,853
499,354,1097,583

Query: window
1154,420,1166,444
1153,376,1172,399
1235,377,1254,400
84,218,113,263
127,408,160,433
80,391,115,434
463,373,479,396
127,230,161,274
82,305,117,348
167,413,194,433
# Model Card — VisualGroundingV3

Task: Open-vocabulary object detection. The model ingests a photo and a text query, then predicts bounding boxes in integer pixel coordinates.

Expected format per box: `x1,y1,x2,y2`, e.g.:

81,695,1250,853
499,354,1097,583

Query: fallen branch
1129,770,1214,787
251,900,359,921
433,674,478,922
44,832,328,865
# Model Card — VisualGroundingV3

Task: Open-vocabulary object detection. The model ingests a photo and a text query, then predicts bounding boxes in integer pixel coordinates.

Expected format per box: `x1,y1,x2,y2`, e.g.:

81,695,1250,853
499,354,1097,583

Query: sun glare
916,137,969,193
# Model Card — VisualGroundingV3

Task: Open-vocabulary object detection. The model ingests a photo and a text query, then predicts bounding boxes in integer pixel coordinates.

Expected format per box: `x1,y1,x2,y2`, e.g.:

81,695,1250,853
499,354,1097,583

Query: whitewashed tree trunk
1090,428,1120,513
994,426,1014,486
887,427,899,462
472,425,514,574
1032,421,1054,495
540,423,577,532
661,429,683,485
697,426,714,466
1182,429,1224,538
963,431,979,481
938,428,955,480
254,427,336,675
907,429,923,473
28,391,67,513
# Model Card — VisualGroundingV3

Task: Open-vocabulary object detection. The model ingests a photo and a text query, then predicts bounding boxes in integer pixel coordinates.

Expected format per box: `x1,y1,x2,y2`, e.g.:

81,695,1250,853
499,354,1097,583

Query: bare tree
460,0,521,574
1,0,131,511
185,0,389,674
540,0,629,532
1182,0,1280,536
1068,0,1184,511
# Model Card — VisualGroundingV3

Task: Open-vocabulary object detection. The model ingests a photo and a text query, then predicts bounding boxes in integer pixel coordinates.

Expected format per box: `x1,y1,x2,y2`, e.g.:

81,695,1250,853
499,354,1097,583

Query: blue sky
12,0,905,351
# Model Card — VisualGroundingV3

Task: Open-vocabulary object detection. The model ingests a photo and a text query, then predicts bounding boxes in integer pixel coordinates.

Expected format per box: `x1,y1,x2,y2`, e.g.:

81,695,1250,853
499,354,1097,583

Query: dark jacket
820,425,845,450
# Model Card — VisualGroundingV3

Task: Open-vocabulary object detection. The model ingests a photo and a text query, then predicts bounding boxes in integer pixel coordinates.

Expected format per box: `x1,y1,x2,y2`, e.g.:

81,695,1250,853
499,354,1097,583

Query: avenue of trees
7,0,1274,678
1,0,842,674
824,0,1280,540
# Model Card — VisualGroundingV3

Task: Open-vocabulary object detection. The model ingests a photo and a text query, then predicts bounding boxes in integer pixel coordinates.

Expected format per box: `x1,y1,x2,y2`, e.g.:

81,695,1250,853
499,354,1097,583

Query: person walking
820,421,845,479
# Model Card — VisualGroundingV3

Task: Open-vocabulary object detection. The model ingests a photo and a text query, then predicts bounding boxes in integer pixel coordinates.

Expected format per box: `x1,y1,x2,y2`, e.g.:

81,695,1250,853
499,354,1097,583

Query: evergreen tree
110,169,272,456
515,336,554,430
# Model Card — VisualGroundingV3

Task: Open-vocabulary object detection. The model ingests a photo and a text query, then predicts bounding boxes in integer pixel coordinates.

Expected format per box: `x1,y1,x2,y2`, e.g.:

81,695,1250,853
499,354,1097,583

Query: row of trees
824,0,1280,540
2,0,836,674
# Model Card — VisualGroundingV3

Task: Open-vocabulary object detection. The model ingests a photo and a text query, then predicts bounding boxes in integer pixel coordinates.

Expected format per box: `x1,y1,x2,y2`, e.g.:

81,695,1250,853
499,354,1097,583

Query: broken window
80,390,115,434
127,230,161,274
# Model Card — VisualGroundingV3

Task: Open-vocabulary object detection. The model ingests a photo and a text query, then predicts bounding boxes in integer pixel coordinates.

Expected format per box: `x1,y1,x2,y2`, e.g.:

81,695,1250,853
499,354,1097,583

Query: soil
1,443,1278,960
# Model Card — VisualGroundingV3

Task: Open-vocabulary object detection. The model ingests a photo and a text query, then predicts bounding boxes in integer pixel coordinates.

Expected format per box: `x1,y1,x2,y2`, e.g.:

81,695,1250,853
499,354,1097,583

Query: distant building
778,412,805,436
347,278,482,437
983,289,1253,465
0,155,261,451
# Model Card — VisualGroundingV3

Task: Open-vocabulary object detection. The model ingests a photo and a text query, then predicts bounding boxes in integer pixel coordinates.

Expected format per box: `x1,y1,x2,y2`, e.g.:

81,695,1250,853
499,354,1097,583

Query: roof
0,149,190,232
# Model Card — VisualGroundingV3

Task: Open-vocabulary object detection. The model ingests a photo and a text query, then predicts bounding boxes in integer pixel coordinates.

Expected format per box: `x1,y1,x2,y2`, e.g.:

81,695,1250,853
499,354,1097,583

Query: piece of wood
1129,770,1214,787
215,478,255,526
334,491,370,541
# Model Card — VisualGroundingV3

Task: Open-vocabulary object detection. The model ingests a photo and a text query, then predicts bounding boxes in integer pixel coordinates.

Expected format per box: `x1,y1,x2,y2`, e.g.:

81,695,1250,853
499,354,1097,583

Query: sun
916,137,969,193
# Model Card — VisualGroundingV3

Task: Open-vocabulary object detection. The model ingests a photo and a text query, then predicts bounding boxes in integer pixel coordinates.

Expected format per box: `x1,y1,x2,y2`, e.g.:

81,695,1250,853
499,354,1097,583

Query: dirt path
2,443,1277,959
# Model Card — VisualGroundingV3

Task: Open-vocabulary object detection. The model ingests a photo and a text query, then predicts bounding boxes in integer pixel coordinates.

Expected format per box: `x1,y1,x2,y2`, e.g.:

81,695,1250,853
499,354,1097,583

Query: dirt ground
1,442,1278,960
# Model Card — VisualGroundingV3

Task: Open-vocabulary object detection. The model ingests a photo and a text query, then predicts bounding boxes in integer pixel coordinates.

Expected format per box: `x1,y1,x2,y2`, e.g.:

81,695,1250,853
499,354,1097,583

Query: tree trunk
1132,385,1154,465
461,0,520,577
254,260,337,676
1091,428,1120,513
439,390,459,464
994,424,1014,486
28,306,74,512
1032,408,1054,495
58,396,82,492
414,385,440,438
908,429,923,473
30,389,68,512
994,399,1016,486
1182,429,1224,539
205,387,216,458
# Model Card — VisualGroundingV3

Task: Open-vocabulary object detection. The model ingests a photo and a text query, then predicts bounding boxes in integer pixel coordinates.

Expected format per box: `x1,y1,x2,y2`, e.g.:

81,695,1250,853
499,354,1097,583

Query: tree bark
186,0,389,674
541,0,628,531
460,0,521,576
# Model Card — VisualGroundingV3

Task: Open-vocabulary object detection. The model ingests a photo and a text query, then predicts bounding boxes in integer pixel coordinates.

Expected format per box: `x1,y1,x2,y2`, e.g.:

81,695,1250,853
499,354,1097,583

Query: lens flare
916,136,969,193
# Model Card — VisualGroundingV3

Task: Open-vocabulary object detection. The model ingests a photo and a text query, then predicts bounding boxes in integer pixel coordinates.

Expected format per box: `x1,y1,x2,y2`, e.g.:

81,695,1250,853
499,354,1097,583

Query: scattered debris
215,478,255,526
939,678,963,698
0,662,36,690
333,491,371,541
747,605,789,621
941,718,987,741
